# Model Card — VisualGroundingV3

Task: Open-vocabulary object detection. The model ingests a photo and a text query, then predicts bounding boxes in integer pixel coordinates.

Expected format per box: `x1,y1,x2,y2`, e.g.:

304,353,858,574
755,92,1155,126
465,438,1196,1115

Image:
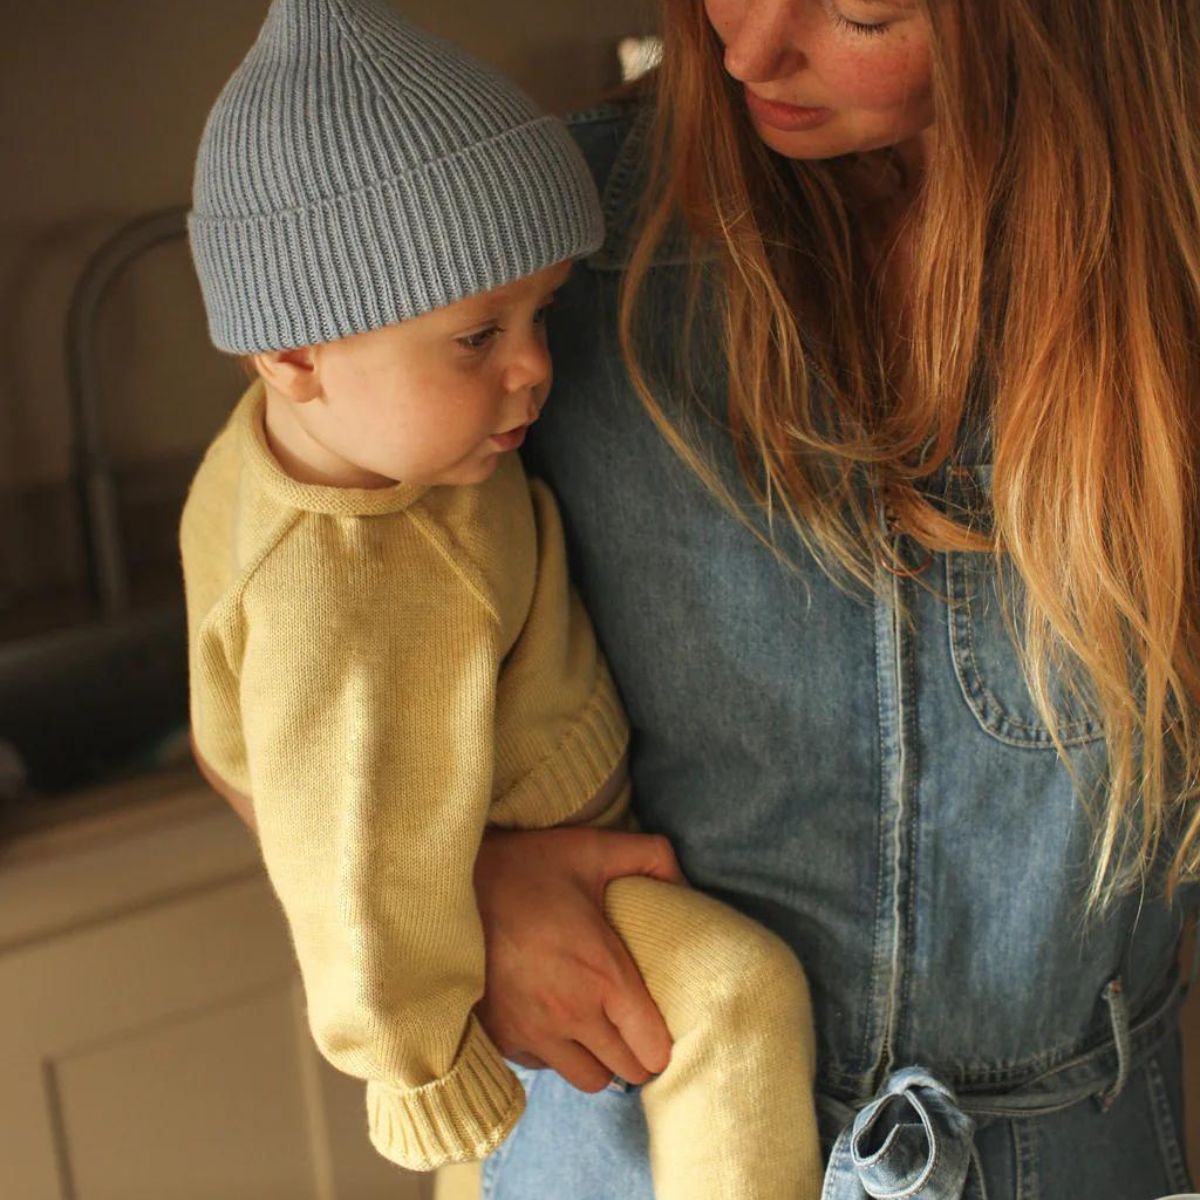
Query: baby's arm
559,752,631,828
190,729,257,831
222,518,522,1171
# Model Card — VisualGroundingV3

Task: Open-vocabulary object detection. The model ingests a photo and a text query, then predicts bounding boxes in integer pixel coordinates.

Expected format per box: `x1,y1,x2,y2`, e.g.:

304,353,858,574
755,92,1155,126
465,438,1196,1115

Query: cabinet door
0,806,428,1200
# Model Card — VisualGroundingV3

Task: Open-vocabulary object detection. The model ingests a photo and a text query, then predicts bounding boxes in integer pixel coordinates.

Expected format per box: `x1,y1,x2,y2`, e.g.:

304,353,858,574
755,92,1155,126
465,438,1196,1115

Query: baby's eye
533,301,553,325
456,325,501,351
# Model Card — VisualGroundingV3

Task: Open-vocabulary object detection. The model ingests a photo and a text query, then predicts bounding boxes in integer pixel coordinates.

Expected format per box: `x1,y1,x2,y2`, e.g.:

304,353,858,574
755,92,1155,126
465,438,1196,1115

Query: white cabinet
0,772,430,1200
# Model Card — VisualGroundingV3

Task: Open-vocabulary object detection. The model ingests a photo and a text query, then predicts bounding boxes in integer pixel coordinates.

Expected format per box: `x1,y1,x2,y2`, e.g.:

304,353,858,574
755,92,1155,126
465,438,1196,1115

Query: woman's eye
456,325,501,351
833,11,890,36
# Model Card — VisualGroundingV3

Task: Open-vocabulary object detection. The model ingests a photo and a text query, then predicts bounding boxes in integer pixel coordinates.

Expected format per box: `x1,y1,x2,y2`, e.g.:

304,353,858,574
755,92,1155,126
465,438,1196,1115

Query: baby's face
296,259,571,488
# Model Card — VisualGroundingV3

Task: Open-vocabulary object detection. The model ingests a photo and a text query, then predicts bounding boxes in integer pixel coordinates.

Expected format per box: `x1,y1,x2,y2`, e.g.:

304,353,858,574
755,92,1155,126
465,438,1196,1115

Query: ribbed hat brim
189,114,604,353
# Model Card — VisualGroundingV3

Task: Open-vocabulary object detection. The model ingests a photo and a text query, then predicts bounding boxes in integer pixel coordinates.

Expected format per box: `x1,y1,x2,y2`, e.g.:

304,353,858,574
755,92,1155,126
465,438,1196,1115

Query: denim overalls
483,104,1196,1200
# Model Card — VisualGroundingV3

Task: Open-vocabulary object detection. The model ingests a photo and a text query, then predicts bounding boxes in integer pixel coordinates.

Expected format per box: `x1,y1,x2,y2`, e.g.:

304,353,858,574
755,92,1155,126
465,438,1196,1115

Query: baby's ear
252,346,320,403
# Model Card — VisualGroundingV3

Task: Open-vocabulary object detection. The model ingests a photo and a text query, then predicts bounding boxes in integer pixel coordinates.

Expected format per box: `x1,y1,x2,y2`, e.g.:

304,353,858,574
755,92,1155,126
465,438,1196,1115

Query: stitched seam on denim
898,591,920,1061
864,568,900,1081
824,975,1180,1093
860,574,888,1076
887,578,909,1064
959,979,1180,1094
930,1022,1135,1088
848,1041,1101,1090
943,471,1102,747
854,1091,941,1199
947,552,1100,747
853,1114,902,1166
966,1144,988,1200
1144,1053,1192,1191
822,1135,855,1200
595,108,646,251
1011,1118,1040,1200
876,569,912,1085
947,1053,1079,1086
957,558,1054,738
944,552,1045,748
936,1041,1120,1088
586,106,714,272
961,560,1099,743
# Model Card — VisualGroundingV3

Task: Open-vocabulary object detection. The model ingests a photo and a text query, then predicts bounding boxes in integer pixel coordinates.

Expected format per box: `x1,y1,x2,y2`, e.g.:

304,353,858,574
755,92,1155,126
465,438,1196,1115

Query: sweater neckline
236,382,428,516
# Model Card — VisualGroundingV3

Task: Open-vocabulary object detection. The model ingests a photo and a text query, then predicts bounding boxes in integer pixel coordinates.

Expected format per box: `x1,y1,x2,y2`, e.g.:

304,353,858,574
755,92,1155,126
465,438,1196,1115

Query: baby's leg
603,876,822,1200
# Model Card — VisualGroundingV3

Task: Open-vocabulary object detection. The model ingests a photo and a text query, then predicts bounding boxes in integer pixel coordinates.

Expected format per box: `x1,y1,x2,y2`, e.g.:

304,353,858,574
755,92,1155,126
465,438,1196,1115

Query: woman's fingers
586,832,680,1075
540,1040,617,1094
574,1007,655,1085
511,934,664,1085
601,940,673,1077
473,826,682,1088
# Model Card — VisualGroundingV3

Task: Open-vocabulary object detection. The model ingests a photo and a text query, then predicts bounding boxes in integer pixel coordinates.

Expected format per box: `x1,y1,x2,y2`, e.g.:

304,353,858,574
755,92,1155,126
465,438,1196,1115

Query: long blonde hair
619,0,1200,906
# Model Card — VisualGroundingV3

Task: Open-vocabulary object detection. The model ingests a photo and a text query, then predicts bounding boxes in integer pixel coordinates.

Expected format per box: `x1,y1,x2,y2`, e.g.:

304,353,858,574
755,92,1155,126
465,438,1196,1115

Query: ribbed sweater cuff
366,1016,525,1171
491,669,629,828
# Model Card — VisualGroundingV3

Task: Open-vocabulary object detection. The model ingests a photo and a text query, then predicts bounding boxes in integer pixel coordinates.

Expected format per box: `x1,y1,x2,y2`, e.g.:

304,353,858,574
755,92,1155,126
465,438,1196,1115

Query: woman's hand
474,826,685,1093
195,731,682,1094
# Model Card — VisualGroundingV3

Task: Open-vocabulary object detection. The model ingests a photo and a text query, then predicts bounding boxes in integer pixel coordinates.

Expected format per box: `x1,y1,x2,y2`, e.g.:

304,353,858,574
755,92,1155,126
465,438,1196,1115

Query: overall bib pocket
942,465,1104,748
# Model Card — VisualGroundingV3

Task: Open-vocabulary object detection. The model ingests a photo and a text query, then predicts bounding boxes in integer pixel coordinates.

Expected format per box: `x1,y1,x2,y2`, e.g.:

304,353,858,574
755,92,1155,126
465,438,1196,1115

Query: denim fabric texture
483,104,1197,1200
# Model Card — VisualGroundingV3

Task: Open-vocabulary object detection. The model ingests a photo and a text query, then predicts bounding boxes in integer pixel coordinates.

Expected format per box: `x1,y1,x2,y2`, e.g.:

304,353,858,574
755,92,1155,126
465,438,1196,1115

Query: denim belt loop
1097,977,1131,1112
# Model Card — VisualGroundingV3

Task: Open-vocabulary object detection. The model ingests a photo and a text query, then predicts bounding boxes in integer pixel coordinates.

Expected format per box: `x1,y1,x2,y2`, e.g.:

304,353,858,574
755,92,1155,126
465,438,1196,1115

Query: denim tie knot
823,1068,977,1200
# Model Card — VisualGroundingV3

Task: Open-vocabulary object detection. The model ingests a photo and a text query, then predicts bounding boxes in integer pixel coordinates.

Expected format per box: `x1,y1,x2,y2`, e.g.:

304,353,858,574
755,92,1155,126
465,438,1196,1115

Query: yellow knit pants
439,877,822,1200
606,875,822,1199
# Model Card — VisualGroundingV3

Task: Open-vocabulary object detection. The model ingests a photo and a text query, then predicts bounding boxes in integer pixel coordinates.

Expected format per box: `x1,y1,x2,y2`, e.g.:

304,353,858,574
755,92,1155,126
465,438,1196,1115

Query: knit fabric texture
181,386,824,1191
180,384,629,1167
188,0,604,352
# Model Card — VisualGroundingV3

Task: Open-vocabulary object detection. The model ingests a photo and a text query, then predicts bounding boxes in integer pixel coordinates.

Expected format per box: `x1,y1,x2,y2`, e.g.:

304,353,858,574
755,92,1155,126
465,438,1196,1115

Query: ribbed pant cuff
366,1016,525,1171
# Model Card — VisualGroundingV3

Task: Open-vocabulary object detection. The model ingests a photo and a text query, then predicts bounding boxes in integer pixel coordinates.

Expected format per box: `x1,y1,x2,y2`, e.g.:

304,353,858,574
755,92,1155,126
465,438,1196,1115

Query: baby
182,1,820,1196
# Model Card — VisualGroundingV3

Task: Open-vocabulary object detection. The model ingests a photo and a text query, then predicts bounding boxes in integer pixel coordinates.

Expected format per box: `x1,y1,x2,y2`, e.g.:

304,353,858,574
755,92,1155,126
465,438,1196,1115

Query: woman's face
704,0,936,161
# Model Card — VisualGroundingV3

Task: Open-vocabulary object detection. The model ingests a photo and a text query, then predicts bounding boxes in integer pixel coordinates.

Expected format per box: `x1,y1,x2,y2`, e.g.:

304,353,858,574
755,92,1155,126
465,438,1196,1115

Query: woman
466,0,1200,1197
205,0,1198,1195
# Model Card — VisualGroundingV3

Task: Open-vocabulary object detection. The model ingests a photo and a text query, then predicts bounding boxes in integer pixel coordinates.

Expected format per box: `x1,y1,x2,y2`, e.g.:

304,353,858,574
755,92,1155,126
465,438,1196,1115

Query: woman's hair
620,0,1200,907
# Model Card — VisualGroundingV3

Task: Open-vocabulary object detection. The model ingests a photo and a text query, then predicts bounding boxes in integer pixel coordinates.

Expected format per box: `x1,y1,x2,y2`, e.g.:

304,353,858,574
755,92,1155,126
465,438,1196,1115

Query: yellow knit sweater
181,384,629,1169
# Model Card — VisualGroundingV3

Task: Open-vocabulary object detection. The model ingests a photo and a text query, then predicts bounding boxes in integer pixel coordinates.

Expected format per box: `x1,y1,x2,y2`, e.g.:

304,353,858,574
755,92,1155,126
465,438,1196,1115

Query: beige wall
0,0,651,602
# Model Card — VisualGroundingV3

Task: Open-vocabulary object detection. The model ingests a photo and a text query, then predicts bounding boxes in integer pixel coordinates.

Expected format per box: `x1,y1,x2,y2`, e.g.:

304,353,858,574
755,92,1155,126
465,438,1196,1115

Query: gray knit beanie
189,0,604,353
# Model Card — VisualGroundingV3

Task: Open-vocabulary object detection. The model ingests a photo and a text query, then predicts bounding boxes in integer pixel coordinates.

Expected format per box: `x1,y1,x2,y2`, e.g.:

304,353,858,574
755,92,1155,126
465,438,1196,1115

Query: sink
0,603,187,795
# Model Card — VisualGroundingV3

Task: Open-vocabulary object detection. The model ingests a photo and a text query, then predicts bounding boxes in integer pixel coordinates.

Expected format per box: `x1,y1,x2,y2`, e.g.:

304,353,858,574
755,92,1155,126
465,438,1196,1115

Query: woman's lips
744,87,833,132
491,424,528,451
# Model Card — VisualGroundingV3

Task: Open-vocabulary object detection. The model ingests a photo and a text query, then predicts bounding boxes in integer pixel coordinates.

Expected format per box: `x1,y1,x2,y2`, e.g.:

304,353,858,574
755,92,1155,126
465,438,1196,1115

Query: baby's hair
236,354,259,381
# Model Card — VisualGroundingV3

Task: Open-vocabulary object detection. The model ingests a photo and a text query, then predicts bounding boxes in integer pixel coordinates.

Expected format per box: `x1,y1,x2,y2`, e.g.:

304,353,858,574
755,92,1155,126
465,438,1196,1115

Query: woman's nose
720,0,807,84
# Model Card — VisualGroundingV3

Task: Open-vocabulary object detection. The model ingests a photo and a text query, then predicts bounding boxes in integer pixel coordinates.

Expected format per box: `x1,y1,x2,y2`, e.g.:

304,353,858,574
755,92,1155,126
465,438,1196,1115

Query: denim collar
584,103,717,272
